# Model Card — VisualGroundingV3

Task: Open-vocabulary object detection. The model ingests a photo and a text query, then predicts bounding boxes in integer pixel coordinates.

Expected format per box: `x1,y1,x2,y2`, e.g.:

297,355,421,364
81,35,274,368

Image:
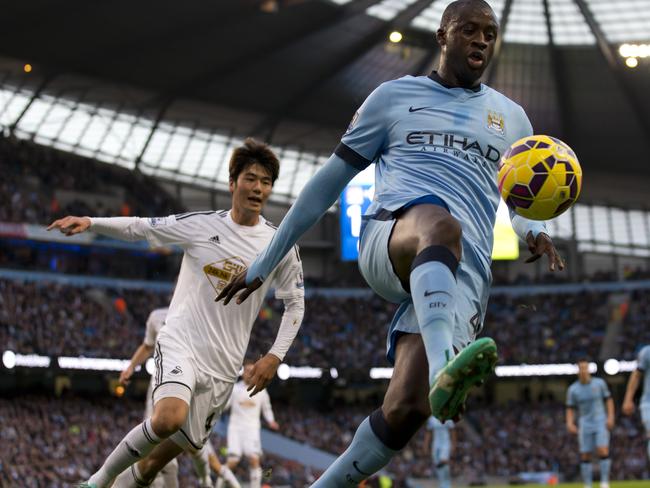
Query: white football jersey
136,210,304,382
143,307,169,347
228,380,275,430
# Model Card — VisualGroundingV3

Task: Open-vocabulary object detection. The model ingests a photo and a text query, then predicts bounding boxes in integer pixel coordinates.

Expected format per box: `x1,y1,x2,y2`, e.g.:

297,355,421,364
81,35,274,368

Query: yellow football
498,135,582,221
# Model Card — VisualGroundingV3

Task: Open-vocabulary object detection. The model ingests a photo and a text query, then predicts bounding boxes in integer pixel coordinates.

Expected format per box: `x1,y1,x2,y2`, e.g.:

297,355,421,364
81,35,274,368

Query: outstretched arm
119,342,154,386
217,153,361,304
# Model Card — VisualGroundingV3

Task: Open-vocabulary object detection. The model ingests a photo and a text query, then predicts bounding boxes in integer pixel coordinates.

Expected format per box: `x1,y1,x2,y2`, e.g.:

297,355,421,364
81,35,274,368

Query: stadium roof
1,0,649,201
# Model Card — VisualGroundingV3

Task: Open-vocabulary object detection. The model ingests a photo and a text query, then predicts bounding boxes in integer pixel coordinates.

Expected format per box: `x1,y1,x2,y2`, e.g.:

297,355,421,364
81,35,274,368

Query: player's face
437,5,498,85
230,163,273,216
578,361,591,382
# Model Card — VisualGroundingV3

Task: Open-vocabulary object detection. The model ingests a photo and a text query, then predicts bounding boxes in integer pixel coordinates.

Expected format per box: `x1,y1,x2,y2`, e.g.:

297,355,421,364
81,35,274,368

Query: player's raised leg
312,334,429,486
389,204,497,419
111,438,183,488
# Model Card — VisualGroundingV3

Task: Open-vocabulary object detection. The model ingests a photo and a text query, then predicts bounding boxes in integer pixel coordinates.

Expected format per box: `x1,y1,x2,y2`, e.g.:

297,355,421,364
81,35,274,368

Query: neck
230,206,260,226
436,64,481,89
579,376,590,384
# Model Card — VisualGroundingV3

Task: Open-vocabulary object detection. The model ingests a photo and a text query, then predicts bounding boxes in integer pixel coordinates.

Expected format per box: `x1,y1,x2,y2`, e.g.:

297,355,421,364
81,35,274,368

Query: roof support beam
252,0,436,142
485,0,514,86
573,0,650,146
542,0,570,138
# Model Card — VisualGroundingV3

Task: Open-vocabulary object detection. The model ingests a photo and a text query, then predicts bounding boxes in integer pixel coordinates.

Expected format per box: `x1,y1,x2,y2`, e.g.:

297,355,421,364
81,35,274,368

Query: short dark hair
229,137,280,184
440,0,495,29
577,357,590,364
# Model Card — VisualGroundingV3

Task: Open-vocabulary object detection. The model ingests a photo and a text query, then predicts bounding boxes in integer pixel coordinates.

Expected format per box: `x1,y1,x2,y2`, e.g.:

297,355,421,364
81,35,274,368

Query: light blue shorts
640,402,650,435
578,424,610,453
433,438,451,464
358,214,491,365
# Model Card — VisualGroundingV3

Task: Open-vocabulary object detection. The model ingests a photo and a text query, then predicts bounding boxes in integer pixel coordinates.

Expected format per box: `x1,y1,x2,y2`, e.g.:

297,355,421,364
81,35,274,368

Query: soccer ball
498,135,582,221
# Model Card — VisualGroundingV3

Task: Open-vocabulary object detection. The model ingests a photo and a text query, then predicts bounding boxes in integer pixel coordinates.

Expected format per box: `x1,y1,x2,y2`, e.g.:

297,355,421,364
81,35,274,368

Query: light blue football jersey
638,345,650,405
338,73,533,262
566,377,611,432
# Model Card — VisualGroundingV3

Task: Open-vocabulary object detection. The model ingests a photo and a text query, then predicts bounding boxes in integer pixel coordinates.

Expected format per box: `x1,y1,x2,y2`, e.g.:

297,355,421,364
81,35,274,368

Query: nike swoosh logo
409,106,430,112
424,290,454,298
352,460,373,476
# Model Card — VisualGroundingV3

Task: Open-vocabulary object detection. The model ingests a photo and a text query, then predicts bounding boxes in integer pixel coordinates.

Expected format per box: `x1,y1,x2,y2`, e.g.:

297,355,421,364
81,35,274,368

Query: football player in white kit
49,138,305,488
119,307,240,488
218,360,280,488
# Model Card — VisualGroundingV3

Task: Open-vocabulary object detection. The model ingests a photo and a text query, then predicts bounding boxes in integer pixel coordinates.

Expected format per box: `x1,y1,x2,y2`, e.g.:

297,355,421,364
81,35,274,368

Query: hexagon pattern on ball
497,135,582,221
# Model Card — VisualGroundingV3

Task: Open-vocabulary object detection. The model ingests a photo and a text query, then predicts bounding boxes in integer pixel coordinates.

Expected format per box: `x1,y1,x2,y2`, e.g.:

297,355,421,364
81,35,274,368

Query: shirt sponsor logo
209,235,221,245
203,257,247,295
405,131,501,167
148,217,166,227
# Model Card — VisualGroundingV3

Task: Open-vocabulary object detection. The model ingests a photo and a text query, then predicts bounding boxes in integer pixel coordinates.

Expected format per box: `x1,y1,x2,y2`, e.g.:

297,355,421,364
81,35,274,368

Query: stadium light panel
389,31,403,43
2,351,16,369
625,57,639,68
23,64,32,73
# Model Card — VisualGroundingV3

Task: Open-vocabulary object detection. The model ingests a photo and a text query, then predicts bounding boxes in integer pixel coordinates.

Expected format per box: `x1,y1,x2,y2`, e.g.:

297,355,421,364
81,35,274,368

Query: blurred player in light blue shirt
425,417,455,488
566,359,614,488
623,344,650,464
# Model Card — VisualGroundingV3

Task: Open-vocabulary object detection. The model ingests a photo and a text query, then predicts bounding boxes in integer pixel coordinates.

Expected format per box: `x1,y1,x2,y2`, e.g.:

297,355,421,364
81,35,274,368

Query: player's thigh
358,218,410,303
227,426,244,460
382,333,430,421
579,429,596,454
169,376,233,454
595,425,610,451
152,339,197,432
243,429,263,459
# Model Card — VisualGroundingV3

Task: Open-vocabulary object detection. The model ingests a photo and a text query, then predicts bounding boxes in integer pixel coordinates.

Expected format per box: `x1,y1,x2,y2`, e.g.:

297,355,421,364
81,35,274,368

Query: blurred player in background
622,344,650,464
217,359,280,488
49,138,305,488
566,359,614,488
424,416,455,488
219,1,563,485
119,307,240,488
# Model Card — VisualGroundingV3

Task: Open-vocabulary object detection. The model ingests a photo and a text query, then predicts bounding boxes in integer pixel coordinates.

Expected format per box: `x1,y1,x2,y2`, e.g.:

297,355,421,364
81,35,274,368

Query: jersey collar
428,71,483,93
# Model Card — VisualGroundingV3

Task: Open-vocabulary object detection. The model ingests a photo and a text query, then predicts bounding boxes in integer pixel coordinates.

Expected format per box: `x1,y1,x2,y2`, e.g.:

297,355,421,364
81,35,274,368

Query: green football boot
75,483,97,488
429,337,498,421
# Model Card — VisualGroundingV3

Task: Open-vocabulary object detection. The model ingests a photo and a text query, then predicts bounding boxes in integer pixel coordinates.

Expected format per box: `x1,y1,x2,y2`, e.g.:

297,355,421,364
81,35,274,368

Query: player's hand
566,423,578,435
622,400,636,416
47,216,91,236
216,271,263,305
268,421,280,431
245,354,280,396
119,365,135,386
607,417,615,431
525,231,564,271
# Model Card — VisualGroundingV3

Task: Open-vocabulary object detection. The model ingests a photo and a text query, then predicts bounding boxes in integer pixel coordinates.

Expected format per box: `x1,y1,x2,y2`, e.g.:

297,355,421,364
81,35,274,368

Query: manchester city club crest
487,110,505,135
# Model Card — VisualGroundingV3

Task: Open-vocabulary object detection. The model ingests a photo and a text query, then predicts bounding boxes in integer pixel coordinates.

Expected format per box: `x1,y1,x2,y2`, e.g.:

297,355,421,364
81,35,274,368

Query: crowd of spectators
0,135,179,226
2,277,648,366
1,395,647,487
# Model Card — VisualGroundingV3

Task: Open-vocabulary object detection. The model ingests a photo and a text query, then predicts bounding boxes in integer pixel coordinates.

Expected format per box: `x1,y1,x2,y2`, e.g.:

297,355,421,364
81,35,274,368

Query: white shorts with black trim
152,333,233,453
227,425,263,459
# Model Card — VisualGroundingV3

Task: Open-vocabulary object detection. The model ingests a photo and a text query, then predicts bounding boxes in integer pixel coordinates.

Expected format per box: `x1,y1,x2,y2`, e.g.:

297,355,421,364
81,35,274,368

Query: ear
436,27,447,47
229,178,235,193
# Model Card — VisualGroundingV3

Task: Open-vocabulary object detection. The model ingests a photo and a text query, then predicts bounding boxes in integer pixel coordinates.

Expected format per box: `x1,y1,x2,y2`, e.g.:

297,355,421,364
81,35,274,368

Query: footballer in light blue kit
623,344,650,463
220,1,564,486
566,359,614,488
426,417,455,488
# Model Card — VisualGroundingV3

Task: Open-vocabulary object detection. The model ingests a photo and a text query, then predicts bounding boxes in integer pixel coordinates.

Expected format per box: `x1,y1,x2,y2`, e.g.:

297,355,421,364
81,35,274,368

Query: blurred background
1,0,650,486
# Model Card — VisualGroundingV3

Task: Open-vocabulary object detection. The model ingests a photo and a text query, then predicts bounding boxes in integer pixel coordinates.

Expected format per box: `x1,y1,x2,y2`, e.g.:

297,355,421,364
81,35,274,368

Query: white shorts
227,424,262,459
145,376,155,420
358,217,491,364
152,334,233,453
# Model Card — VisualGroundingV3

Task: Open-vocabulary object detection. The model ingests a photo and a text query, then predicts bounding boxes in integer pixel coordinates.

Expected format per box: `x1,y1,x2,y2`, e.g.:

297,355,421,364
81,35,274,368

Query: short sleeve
566,386,575,407
509,104,534,143
143,311,160,347
271,245,305,299
638,347,649,372
600,379,611,399
143,212,215,248
335,82,391,171
426,417,435,430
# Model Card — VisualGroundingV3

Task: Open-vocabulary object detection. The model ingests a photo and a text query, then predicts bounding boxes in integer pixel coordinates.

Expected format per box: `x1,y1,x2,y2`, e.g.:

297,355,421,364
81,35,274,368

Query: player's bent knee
419,214,462,251
383,400,429,430
151,400,189,438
